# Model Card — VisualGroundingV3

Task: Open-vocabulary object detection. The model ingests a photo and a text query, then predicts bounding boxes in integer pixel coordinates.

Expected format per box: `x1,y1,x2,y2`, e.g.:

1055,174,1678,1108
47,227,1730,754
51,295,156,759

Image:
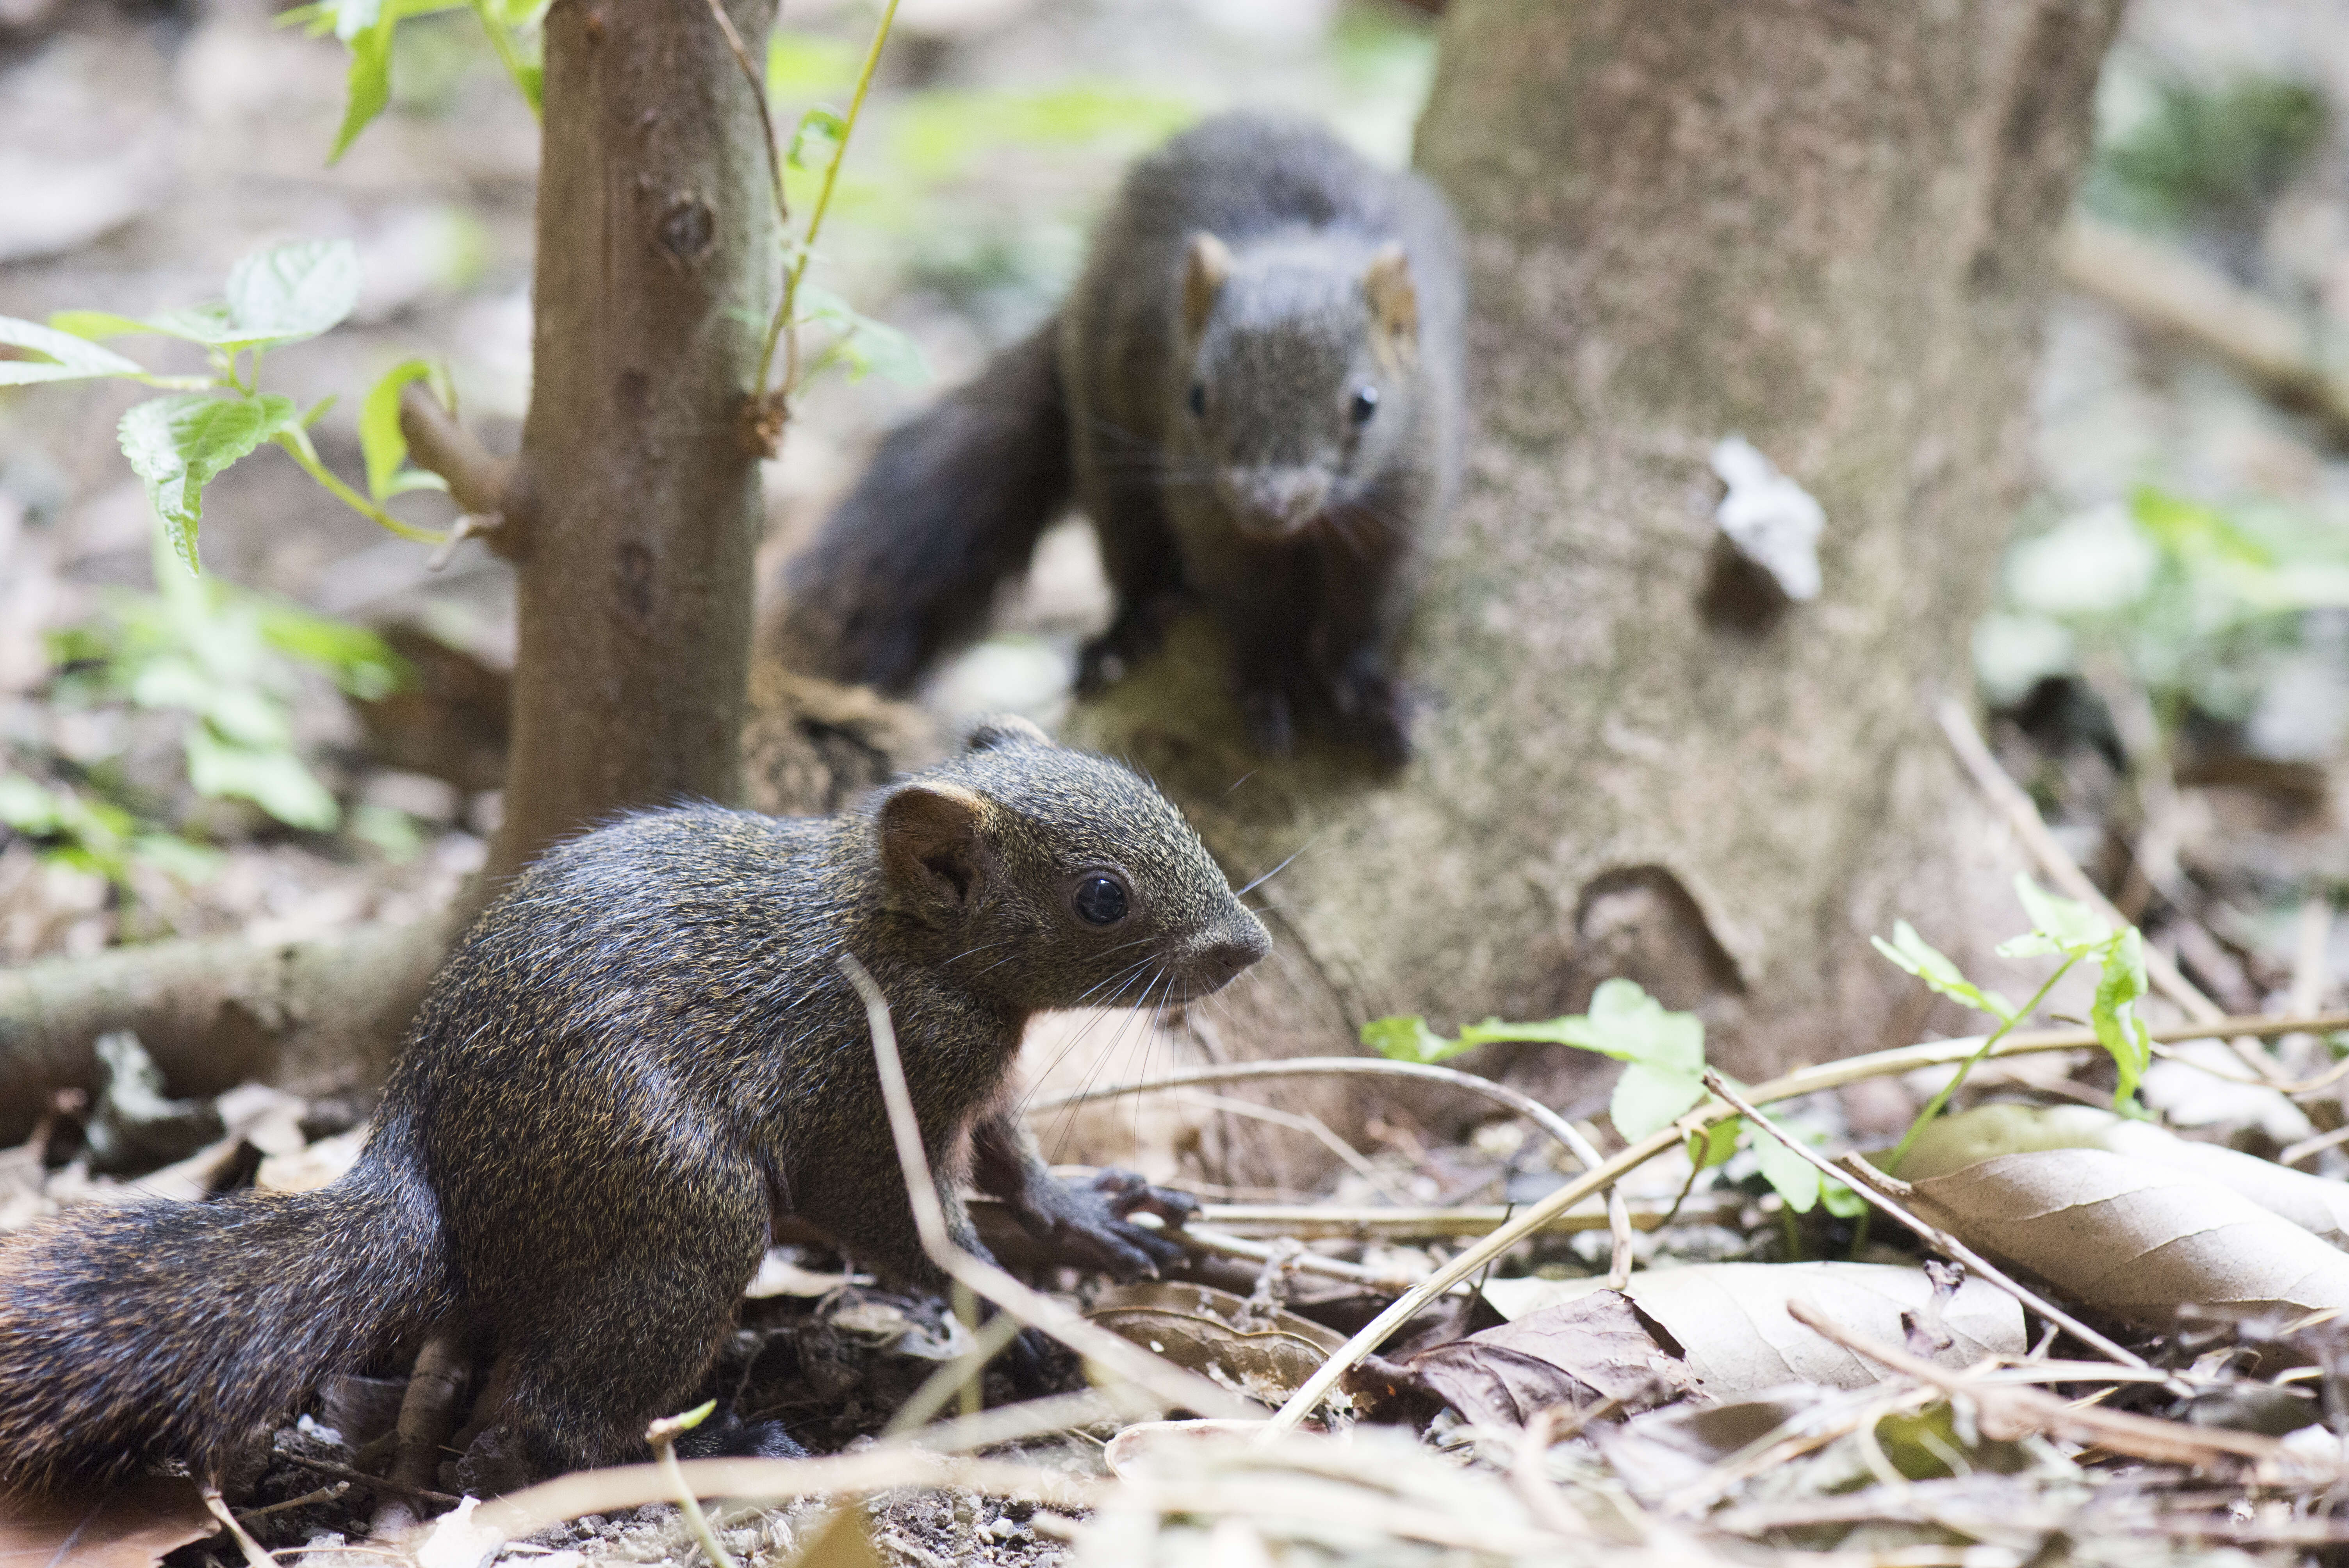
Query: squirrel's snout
1183,918,1272,994
1221,465,1330,537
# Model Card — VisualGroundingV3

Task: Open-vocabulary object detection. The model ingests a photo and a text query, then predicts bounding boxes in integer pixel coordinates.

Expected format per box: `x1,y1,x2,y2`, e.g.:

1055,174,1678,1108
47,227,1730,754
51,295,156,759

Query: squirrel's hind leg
462,1181,771,1479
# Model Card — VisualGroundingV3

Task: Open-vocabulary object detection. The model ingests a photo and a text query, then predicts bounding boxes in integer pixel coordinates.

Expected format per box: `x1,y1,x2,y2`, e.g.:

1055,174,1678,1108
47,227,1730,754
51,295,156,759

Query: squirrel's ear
1183,233,1232,339
965,715,1052,753
1364,243,1419,364
878,782,992,918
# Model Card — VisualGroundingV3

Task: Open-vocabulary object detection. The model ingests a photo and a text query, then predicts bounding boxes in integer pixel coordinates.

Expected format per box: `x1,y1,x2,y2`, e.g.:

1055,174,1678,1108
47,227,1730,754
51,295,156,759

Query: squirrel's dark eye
1349,385,1379,426
1072,873,1129,926
1187,382,1207,419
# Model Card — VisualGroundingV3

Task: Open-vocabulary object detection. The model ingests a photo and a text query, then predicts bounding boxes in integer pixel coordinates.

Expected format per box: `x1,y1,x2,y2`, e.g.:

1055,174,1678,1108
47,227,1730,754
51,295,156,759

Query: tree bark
1068,0,2125,1176
0,0,781,1128
495,0,778,878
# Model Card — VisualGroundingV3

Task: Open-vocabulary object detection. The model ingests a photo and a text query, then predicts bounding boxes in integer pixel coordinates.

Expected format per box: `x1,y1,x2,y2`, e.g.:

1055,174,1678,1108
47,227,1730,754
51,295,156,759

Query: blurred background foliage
0,0,2344,1008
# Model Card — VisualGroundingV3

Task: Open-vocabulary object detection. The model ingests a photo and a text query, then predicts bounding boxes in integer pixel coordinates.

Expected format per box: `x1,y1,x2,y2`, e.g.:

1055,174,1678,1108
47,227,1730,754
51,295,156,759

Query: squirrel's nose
1187,919,1272,993
1227,467,1329,533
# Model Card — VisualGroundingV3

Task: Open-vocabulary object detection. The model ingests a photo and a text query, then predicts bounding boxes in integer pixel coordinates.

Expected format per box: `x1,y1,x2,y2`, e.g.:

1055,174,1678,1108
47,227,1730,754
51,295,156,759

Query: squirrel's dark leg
967,1108,1193,1279
1303,502,1419,769
1200,547,1314,757
1077,482,1187,694
466,1160,772,1475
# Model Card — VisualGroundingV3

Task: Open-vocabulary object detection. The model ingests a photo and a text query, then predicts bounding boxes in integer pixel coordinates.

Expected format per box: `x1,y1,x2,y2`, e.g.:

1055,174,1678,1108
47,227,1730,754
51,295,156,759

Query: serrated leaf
1871,922,2015,1022
185,728,340,830
1611,1062,1705,1142
225,241,363,343
0,315,147,385
360,358,442,500
119,393,302,573
1361,1014,1463,1065
331,16,394,164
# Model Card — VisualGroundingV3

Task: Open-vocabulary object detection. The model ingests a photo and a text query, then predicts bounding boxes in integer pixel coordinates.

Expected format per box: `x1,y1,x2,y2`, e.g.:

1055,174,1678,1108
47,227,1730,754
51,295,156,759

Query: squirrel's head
1176,229,1422,544
871,716,1271,1010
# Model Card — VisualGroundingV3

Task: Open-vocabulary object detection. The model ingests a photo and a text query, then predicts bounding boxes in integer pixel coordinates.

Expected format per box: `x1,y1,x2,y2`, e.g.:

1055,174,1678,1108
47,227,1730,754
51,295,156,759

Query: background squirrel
773,112,1465,767
0,718,1269,1492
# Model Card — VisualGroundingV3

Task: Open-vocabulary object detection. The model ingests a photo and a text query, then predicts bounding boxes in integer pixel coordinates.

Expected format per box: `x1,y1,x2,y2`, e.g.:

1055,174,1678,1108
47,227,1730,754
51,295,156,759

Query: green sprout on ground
1873,873,2153,1173
1364,978,1862,1221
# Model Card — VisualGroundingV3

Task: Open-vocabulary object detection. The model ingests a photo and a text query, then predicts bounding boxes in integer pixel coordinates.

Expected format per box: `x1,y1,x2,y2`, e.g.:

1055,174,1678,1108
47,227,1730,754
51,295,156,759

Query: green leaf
225,240,364,344
184,728,340,830
794,283,930,387
45,309,168,342
1459,978,1705,1073
360,359,445,501
1360,1014,1465,1065
1819,1176,1867,1219
311,0,475,157
119,393,303,573
2090,926,2153,1105
1871,921,2016,1022
1750,1126,1821,1213
1687,1119,1739,1170
512,61,542,113
2004,873,2110,955
257,602,407,699
787,106,847,170
0,315,147,386
1611,1061,1706,1142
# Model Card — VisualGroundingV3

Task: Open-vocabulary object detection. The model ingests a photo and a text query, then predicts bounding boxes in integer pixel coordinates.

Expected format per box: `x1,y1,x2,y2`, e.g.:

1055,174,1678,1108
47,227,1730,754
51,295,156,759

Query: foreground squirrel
0,719,1270,1492
774,112,1465,767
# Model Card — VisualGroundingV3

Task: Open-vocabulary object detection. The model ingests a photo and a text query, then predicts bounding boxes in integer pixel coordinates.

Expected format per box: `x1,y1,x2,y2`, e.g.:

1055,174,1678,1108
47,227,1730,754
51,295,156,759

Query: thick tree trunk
1067,0,2124,1176
496,0,779,878
0,0,780,1130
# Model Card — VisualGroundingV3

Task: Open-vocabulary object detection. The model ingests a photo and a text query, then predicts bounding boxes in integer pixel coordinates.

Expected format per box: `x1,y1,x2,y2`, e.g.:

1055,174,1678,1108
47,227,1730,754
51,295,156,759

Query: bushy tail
772,319,1072,693
0,1153,450,1496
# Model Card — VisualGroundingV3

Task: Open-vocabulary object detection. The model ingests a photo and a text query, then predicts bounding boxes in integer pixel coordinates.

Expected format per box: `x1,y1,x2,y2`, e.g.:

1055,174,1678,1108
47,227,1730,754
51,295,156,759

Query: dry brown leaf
1908,1148,2349,1324
1086,1282,1346,1407
0,1475,216,1568
1902,1104,2349,1247
1403,1288,1695,1430
1480,1262,2023,1397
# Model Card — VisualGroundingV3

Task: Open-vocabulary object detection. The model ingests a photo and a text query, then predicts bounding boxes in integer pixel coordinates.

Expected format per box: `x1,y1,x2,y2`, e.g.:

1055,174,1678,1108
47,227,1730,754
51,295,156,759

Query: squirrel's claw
1016,1167,1194,1281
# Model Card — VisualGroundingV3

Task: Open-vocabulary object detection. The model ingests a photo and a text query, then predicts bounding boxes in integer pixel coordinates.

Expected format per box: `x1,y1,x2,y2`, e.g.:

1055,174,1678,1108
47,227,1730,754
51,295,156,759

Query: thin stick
882,1310,1027,1437
836,955,1253,1420
1937,700,2246,1042
1256,1015,2349,1438
478,1452,1099,1545
202,1486,274,1568
1166,1087,1413,1206
275,1452,462,1506
648,1404,738,1568
1187,1195,1744,1239
371,1335,468,1537
1704,1071,2157,1377
1784,1299,2278,1465
1176,1221,1432,1292
236,1484,346,1522
697,0,787,231
1033,1055,1636,1281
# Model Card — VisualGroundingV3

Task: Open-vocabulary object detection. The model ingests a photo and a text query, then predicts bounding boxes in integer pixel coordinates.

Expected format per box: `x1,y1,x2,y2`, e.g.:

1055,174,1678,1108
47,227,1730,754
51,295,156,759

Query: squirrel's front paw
1020,1167,1194,1280
1326,666,1414,771
1077,602,1175,695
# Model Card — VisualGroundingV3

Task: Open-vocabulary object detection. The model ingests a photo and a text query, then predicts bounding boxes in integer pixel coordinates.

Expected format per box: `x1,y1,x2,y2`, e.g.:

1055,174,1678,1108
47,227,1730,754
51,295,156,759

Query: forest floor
9,0,2349,1564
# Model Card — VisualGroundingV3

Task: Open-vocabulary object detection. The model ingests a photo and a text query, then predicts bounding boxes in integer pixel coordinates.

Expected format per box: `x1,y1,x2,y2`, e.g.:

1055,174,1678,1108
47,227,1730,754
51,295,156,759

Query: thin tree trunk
496,0,779,878
0,0,780,1130
1069,0,2124,1180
